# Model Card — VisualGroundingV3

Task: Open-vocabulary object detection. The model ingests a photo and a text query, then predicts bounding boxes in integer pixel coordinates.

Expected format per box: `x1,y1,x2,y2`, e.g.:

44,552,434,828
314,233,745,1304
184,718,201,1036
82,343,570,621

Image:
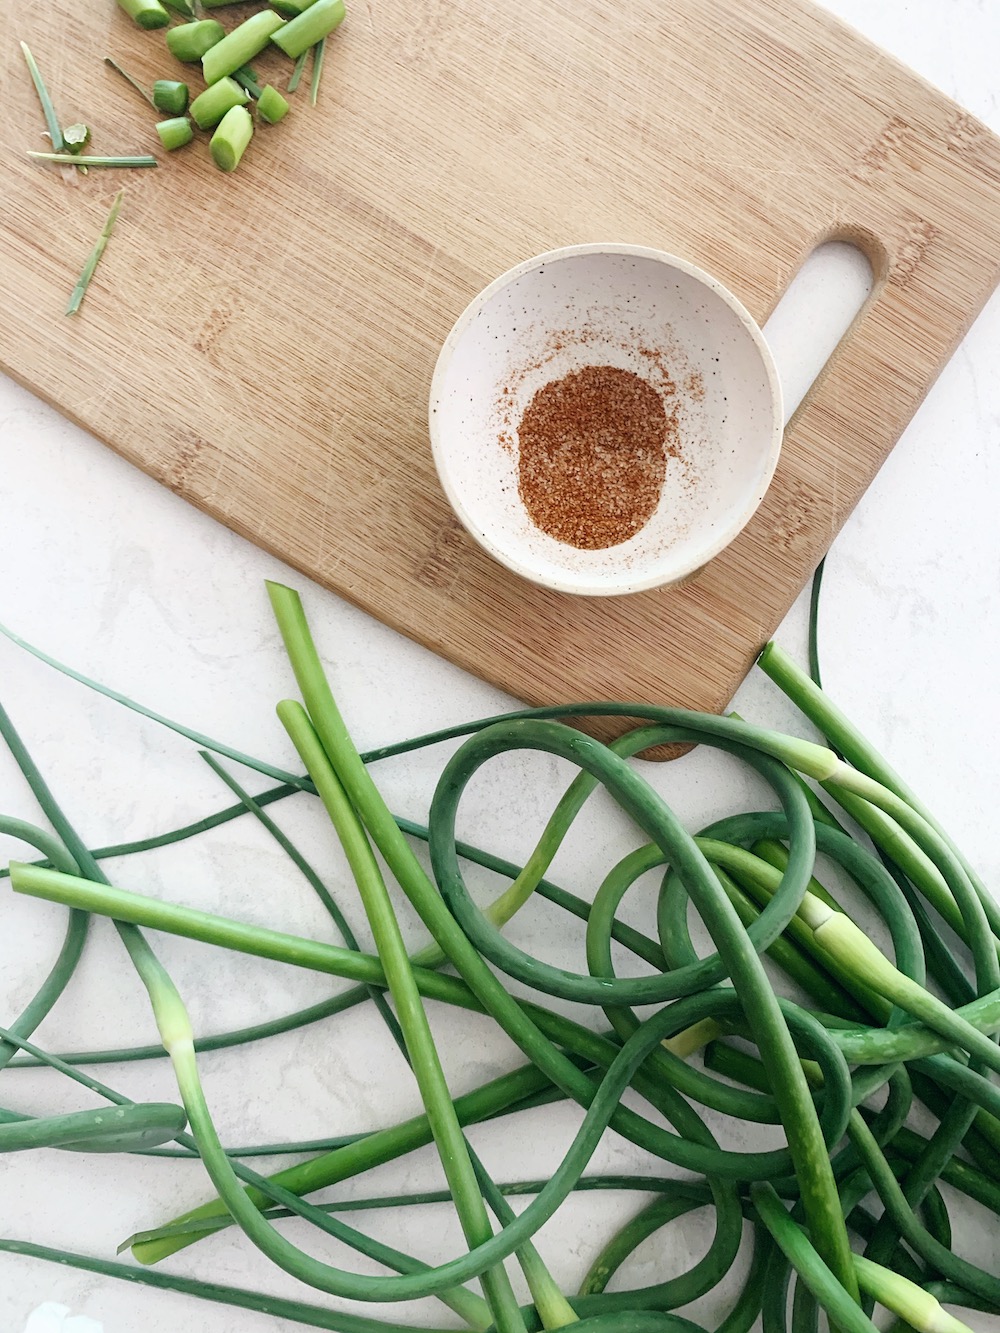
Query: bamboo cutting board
4,0,1000,722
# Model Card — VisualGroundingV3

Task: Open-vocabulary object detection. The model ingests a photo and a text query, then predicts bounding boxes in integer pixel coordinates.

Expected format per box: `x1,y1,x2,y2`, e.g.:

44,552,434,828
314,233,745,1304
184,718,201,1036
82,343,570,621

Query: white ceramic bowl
428,243,782,596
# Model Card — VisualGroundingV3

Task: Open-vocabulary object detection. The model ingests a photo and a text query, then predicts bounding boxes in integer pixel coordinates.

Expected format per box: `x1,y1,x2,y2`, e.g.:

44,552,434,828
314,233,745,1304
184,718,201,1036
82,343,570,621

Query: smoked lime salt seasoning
516,364,677,550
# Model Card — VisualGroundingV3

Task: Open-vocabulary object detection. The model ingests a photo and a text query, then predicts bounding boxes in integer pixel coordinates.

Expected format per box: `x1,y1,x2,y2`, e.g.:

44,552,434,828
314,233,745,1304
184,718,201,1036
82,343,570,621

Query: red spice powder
516,364,677,551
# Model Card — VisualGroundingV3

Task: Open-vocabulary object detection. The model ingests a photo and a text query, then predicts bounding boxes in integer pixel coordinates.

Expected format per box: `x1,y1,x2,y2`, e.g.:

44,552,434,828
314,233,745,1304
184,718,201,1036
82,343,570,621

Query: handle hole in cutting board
763,241,875,425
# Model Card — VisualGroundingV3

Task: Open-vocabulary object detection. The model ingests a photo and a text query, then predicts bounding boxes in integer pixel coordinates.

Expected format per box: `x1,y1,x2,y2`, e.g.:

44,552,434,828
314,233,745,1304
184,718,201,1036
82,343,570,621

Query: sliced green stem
202,10,286,84
166,19,227,62
156,118,194,151
210,105,254,171
271,0,344,58
114,0,171,28
257,84,291,122
152,80,189,114
190,78,249,130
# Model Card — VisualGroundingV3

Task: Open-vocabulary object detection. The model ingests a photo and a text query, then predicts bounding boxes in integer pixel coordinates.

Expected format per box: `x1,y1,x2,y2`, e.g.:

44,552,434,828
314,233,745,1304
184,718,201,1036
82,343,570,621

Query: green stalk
746,839,840,913
0,994,493,1324
473,1170,580,1329
166,19,226,62
117,919,494,1326
66,191,124,316
13,1062,495,1328
0,619,305,789
134,995,763,1298
202,10,286,84
922,1285,1000,1320
210,106,254,171
156,118,194,151
0,1240,461,1333
20,42,64,150
8,861,473,1005
818,784,968,942
190,78,249,130
822,767,999,994
758,640,1000,940
278,700,528,1333
17,852,1000,1084
280,706,572,1328
0,814,84,1073
750,1185,878,1333
0,1102,185,1153
257,85,291,123
282,717,571,1327
3,797,660,1068
272,0,320,14
152,80,189,114
812,910,1000,1075
124,1059,549,1251
579,1193,701,1297
271,0,345,58
662,1019,722,1058
846,1112,1000,1308
9,860,831,1266
198,750,410,1062
127,1177,730,1232
233,66,265,98
712,867,870,1023
265,583,858,1306
114,0,171,28
407,749,610,975
700,839,891,1022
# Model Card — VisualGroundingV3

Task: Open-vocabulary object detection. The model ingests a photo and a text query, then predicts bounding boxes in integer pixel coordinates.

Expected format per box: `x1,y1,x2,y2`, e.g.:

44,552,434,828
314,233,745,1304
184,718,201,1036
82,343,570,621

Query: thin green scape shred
65,190,124,316
310,36,327,106
288,47,310,92
28,152,157,167
104,56,156,106
2,581,1000,1333
20,41,64,151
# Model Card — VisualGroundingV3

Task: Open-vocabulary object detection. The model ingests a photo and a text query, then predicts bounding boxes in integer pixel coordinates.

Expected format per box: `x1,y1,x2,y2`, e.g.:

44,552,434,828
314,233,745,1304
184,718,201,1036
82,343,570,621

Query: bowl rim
428,241,783,596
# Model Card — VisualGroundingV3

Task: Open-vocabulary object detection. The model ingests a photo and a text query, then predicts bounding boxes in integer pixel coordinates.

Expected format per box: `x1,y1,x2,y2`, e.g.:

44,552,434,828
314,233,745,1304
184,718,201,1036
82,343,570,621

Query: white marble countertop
4,2,1000,1330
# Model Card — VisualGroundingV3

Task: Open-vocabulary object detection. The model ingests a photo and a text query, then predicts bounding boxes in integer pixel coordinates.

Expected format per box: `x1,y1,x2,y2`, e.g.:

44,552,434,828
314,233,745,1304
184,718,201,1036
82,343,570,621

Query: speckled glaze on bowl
428,243,783,596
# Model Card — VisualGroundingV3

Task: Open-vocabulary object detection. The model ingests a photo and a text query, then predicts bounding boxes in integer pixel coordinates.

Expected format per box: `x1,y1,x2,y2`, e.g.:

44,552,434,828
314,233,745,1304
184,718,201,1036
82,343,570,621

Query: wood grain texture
4,0,1000,733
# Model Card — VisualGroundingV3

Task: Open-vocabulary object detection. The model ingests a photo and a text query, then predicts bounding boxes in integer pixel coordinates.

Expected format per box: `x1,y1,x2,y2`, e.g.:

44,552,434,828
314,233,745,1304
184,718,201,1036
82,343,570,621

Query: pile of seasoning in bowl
429,243,782,596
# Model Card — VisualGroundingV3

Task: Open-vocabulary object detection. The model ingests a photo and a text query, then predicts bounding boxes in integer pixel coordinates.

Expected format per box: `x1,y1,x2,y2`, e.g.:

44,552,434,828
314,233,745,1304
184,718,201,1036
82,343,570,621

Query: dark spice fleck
516,364,677,550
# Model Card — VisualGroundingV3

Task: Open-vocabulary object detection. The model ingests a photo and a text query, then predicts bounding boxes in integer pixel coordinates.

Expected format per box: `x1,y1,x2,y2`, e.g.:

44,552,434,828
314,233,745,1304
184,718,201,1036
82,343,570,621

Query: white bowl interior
430,247,781,594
